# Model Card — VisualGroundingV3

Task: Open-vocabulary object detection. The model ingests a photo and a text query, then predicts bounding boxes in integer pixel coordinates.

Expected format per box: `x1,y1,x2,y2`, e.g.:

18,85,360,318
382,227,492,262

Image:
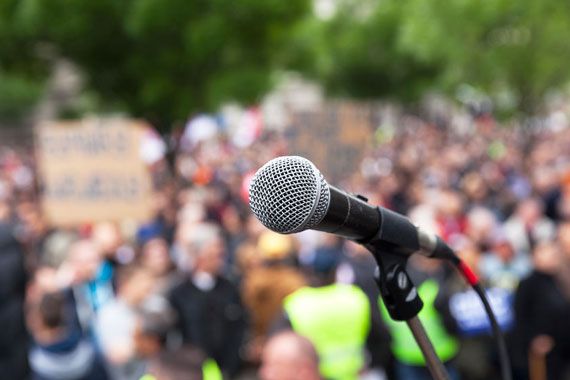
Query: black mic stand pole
366,248,451,380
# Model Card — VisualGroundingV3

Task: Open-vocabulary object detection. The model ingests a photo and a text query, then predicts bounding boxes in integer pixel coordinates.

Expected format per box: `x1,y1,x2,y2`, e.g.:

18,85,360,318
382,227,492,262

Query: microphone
248,156,455,260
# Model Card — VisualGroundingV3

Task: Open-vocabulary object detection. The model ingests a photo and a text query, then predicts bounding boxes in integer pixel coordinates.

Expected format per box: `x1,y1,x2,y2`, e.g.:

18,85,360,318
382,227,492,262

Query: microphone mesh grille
249,156,330,234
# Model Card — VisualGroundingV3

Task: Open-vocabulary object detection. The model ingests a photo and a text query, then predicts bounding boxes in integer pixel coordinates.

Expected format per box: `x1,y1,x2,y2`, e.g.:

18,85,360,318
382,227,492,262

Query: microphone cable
451,256,513,380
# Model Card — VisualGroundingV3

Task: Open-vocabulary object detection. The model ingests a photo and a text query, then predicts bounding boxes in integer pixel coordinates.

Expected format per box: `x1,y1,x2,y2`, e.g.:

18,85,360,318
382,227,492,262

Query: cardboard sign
288,101,374,182
36,118,154,226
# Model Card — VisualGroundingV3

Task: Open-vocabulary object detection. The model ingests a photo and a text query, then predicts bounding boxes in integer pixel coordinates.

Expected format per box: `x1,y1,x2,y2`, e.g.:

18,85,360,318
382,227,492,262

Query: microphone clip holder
372,252,423,321
364,238,451,380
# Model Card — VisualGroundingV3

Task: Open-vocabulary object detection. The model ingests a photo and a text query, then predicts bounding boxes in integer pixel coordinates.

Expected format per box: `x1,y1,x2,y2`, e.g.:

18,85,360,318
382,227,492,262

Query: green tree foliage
290,0,439,102
3,0,570,125
398,0,570,114
0,0,47,122
302,0,570,114
15,0,310,128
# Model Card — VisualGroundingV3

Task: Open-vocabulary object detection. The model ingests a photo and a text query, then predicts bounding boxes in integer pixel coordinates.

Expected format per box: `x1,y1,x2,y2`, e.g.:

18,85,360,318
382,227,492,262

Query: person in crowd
92,222,127,267
135,298,223,380
448,238,513,380
434,190,468,242
479,230,531,291
511,241,570,380
41,230,81,269
64,239,115,331
3,100,570,380
556,221,570,299
168,222,247,377
503,198,556,255
278,249,377,380
139,237,178,295
259,331,322,380
142,346,221,380
28,292,108,380
335,239,392,374
0,217,29,379
95,265,155,380
132,297,176,362
241,231,306,362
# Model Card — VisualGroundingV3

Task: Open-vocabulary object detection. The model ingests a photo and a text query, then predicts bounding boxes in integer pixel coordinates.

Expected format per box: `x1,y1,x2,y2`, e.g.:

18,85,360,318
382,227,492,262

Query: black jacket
511,271,570,380
169,276,247,376
0,222,29,379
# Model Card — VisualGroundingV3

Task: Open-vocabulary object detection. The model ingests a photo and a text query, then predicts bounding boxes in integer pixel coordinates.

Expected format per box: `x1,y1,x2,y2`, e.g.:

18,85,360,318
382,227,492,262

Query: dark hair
138,299,177,345
115,264,148,290
39,292,65,328
148,346,206,380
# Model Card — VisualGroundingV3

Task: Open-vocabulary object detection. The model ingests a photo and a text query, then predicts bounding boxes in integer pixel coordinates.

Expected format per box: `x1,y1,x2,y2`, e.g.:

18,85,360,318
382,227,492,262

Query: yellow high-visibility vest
284,284,370,380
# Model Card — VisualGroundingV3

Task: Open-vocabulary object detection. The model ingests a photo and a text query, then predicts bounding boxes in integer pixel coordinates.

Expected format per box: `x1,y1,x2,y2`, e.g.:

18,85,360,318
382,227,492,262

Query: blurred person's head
236,242,261,275
182,223,225,276
221,204,243,234
134,297,176,357
140,237,173,277
453,236,481,274
435,190,465,218
461,172,488,202
38,292,66,330
257,231,294,263
531,168,558,196
532,241,561,275
260,331,321,380
115,265,155,306
67,240,103,283
92,222,123,258
516,198,544,226
28,291,67,343
308,249,341,286
176,202,206,225
16,201,46,239
490,230,516,263
466,207,497,247
145,346,206,380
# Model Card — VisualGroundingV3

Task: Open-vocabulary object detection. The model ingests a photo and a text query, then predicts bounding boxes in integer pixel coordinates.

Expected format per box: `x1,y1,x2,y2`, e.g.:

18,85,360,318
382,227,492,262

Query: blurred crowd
1,108,570,380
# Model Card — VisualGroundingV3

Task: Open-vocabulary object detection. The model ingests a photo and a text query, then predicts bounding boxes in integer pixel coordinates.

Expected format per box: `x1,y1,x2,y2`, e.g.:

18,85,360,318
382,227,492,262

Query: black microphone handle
314,186,455,260
315,186,380,241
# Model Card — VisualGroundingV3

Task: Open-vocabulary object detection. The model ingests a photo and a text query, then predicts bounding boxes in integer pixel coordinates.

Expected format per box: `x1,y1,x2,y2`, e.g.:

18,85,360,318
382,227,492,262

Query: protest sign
36,118,154,226
288,101,375,182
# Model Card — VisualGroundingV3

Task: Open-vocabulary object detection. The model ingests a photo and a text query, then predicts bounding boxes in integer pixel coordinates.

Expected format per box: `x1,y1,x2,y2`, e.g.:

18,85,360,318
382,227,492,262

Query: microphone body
249,156,453,260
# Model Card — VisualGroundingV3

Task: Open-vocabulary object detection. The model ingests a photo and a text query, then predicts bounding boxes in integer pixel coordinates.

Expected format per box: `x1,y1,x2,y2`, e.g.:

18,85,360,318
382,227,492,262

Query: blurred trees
289,0,439,102
0,0,47,121
300,0,570,115
6,0,310,128
2,0,570,126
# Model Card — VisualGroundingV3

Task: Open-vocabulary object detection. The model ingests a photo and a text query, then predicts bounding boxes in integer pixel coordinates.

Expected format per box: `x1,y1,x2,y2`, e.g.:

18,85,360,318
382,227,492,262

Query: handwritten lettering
45,174,145,200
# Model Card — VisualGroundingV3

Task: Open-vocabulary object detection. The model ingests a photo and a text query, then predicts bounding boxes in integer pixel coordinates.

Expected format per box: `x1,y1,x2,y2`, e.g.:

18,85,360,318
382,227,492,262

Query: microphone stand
365,246,451,380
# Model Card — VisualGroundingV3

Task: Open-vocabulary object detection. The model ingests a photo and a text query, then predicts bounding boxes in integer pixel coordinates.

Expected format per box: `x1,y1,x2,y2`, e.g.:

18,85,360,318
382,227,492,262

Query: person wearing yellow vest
379,256,460,380
280,248,376,380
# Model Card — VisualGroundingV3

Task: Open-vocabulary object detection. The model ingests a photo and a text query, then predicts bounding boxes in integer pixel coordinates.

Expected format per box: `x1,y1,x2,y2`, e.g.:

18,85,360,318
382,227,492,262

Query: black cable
472,282,513,380
450,257,512,380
